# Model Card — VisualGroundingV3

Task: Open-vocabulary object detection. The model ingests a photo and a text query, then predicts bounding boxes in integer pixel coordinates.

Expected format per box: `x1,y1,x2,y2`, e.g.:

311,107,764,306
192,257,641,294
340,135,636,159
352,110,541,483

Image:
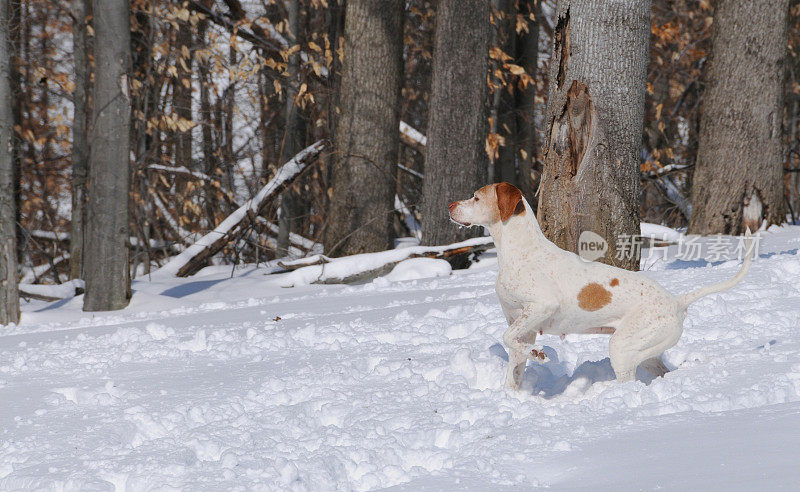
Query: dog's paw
528,346,550,363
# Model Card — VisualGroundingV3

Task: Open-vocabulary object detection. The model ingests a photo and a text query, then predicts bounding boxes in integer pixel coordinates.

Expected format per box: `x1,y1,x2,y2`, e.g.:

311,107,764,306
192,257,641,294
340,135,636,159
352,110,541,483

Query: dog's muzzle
448,201,471,226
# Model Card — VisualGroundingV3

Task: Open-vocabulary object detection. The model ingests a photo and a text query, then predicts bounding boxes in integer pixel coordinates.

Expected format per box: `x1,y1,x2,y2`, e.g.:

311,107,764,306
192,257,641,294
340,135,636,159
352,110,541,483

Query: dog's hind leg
639,355,670,378
609,312,682,382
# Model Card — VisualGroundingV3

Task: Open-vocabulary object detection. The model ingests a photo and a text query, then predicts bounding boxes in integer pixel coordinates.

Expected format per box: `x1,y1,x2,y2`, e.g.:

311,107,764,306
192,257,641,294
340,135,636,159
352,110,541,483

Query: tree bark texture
278,0,303,256
493,0,517,186
69,0,90,280
0,0,20,325
84,0,132,311
688,0,790,235
514,0,540,206
174,12,193,169
421,0,490,246
538,0,650,270
323,0,403,256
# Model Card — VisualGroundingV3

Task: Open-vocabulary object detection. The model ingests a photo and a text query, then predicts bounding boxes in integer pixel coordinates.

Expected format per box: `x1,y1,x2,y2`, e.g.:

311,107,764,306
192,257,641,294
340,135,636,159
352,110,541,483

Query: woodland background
1,0,800,318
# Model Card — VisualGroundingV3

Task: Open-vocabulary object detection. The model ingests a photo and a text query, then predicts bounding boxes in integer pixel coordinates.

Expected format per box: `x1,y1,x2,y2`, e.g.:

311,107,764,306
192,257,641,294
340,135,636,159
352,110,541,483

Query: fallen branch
279,237,494,287
28,230,70,241
653,175,692,220
257,217,321,253
147,187,195,245
187,0,283,53
398,164,423,179
642,162,692,178
155,140,325,277
146,164,213,182
20,254,70,284
399,121,427,153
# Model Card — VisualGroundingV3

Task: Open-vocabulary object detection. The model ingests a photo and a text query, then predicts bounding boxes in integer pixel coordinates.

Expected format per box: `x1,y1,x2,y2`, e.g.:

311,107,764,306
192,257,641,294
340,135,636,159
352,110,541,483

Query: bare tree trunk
196,11,218,226
421,0,490,247
515,0,540,205
69,0,90,280
84,0,131,311
537,0,649,270
323,0,403,256
688,0,790,235
493,0,517,186
0,0,20,325
277,0,302,256
174,12,193,169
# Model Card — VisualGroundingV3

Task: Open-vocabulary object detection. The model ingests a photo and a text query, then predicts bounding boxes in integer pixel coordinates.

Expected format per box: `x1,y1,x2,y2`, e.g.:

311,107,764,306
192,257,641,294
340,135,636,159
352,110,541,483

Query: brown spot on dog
610,278,619,287
577,283,612,311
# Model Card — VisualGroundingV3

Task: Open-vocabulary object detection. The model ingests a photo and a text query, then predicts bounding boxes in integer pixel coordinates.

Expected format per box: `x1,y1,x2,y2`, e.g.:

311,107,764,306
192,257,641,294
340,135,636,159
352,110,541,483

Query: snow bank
3,227,800,489
384,258,452,282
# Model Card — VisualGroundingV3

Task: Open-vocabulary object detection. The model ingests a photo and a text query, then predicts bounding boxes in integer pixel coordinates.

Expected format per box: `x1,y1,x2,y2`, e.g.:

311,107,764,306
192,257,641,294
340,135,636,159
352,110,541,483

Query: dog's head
448,182,524,227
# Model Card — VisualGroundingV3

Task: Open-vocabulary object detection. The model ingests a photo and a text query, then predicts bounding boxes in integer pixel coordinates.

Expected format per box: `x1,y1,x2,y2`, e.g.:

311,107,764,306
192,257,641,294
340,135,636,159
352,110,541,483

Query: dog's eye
474,195,479,202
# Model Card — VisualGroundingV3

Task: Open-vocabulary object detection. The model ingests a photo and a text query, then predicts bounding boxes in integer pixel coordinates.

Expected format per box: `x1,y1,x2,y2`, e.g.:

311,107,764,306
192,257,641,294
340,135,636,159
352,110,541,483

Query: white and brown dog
448,183,753,390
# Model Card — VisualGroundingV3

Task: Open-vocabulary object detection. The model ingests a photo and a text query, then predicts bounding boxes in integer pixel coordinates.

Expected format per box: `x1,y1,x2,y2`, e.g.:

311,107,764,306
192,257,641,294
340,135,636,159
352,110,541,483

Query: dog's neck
487,199,547,267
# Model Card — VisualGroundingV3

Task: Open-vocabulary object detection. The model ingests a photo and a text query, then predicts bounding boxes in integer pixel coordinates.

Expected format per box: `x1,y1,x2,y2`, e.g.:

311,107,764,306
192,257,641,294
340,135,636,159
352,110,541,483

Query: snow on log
279,237,493,287
20,254,70,284
19,279,85,302
155,141,325,277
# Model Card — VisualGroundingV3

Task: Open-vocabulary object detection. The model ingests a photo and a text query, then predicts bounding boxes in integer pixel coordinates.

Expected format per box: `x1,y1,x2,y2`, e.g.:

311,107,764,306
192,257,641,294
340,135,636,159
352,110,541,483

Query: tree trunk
688,0,789,235
493,0,517,186
421,0,490,247
537,0,649,270
174,13,193,169
69,0,90,280
515,0,540,205
197,11,219,226
84,0,131,311
0,0,20,325
277,0,303,257
323,0,403,256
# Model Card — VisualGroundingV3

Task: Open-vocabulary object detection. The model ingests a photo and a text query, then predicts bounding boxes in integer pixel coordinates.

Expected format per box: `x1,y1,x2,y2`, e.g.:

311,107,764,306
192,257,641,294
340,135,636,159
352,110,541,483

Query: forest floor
2,225,800,490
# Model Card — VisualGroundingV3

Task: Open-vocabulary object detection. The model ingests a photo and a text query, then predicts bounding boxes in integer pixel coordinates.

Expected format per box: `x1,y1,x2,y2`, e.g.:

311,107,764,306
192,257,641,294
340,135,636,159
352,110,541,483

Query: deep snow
2,226,800,490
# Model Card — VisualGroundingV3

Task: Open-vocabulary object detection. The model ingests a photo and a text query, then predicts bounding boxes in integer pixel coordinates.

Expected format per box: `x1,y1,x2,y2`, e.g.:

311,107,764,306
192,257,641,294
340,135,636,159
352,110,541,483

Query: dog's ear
496,182,523,222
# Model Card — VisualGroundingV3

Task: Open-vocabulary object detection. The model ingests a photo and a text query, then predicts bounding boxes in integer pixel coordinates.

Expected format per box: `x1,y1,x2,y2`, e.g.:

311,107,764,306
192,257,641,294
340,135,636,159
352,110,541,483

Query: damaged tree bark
538,0,650,270
688,0,790,235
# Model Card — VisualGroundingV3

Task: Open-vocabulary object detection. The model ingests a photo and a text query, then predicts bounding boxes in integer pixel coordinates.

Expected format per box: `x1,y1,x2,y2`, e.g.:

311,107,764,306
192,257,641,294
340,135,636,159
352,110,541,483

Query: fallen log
19,280,85,302
278,237,494,287
276,254,330,272
155,140,325,277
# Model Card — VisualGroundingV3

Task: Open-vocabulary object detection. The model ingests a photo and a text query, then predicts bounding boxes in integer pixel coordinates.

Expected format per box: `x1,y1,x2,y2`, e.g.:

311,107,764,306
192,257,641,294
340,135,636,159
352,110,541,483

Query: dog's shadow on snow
489,343,658,398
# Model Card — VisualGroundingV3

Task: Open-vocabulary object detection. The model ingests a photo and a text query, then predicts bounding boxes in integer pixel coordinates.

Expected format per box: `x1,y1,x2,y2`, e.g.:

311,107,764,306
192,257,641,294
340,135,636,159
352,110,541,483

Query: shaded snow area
3,227,800,490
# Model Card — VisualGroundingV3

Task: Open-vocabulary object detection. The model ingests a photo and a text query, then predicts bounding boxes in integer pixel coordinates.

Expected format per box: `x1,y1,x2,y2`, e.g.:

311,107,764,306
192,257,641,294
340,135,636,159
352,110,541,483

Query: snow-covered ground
2,226,800,490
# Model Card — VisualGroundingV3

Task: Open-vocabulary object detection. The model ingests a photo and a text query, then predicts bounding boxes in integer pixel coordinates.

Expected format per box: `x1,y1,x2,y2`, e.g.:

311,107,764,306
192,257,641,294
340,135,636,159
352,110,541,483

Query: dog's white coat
449,183,752,390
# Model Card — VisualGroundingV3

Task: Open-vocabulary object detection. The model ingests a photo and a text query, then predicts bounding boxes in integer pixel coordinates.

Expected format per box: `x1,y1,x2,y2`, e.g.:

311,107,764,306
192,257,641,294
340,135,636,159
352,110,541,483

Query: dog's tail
678,229,754,308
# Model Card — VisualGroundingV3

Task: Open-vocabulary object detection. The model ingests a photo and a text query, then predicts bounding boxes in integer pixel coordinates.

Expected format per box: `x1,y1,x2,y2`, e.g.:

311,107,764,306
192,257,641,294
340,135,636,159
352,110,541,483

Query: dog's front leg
502,305,555,390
